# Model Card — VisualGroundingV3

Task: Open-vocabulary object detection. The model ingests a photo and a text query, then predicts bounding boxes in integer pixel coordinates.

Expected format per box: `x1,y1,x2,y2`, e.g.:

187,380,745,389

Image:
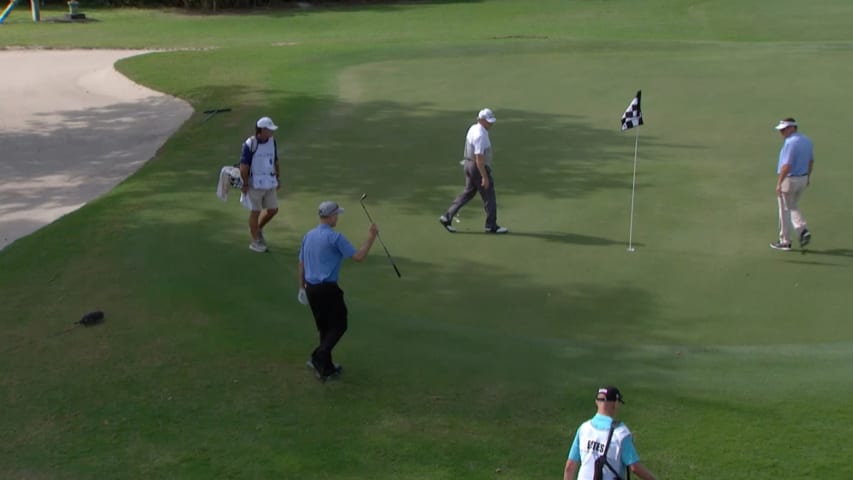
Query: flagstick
627,126,640,252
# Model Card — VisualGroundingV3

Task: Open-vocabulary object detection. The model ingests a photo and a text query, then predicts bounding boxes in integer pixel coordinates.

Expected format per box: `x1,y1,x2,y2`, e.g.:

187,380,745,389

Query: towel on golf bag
217,166,254,210
217,166,243,201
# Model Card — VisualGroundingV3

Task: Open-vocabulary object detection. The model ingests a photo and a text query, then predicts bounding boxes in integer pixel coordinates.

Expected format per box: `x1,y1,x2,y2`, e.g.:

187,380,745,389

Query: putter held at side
359,193,401,278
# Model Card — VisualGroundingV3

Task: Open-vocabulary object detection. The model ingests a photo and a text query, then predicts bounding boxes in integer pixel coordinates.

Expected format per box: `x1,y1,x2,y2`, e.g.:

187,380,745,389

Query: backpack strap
235,136,259,169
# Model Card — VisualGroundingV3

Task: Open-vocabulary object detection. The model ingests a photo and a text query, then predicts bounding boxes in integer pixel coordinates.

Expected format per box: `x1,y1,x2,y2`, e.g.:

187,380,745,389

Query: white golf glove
297,288,309,306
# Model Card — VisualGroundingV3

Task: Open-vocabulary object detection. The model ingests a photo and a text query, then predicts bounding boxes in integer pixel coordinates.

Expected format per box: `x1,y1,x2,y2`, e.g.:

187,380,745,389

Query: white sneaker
485,226,509,234
249,241,267,253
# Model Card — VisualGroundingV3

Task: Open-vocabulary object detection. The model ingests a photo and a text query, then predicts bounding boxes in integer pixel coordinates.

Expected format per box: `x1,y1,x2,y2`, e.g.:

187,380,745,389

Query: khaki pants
247,188,278,211
777,175,808,244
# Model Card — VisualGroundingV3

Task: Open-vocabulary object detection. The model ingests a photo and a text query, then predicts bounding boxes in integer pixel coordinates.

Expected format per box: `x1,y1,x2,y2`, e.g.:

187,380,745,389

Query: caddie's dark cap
596,386,625,404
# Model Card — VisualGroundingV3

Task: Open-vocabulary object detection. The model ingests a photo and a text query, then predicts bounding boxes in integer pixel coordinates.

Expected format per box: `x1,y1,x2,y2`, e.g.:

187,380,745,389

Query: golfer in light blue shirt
770,118,814,251
297,201,378,381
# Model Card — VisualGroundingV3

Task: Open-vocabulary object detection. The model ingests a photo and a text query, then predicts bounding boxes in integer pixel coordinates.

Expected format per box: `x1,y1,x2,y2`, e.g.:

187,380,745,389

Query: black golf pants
306,282,348,377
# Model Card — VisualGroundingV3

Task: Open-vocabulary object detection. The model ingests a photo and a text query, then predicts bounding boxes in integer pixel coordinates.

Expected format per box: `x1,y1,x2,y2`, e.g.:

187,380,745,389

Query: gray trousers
446,160,497,229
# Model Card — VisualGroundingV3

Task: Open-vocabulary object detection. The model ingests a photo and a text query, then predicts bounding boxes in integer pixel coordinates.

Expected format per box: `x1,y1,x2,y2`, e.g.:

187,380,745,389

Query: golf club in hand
359,193,401,278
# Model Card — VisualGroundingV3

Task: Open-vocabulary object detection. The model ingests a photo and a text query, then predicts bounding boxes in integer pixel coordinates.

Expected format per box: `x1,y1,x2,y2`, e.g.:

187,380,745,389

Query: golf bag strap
601,420,617,460
601,420,626,480
604,459,625,480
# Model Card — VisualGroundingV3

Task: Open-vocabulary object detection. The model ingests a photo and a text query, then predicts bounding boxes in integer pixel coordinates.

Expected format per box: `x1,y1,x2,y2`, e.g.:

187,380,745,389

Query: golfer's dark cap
596,386,625,404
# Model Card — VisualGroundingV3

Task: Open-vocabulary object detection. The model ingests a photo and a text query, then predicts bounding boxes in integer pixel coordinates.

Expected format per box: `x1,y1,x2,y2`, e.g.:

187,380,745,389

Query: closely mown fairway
3,1,853,478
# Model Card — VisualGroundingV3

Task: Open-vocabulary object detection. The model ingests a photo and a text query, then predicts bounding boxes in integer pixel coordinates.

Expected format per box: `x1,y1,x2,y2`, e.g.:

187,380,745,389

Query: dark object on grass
77,310,104,327
1,310,104,354
202,108,232,122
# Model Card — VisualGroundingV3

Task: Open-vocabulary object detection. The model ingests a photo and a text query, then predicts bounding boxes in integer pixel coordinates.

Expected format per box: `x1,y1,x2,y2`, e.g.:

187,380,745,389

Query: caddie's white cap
257,116,279,131
478,108,497,124
775,118,798,130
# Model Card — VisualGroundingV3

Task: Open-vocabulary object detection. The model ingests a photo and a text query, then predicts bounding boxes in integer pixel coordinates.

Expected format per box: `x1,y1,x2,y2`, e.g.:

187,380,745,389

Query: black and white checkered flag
620,90,643,131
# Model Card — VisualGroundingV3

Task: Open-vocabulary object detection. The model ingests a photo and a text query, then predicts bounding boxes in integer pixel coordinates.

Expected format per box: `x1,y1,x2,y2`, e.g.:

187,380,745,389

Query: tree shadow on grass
0,81,701,255
34,83,698,215
800,248,853,258
782,259,847,267
245,0,485,17
781,248,853,267
262,94,704,212
0,84,675,300
453,229,644,248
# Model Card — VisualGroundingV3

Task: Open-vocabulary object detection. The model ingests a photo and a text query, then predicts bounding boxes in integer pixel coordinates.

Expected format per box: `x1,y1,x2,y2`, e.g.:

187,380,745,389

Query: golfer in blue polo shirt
770,117,814,251
297,200,378,382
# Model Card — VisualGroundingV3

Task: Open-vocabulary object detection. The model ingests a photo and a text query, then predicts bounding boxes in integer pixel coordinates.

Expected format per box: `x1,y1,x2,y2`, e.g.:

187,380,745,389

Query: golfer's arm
776,163,790,190
475,154,487,177
563,459,578,480
629,462,657,480
351,235,377,262
298,261,305,289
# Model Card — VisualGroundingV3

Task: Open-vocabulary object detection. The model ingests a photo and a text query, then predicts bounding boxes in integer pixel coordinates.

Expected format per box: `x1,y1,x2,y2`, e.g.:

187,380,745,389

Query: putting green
296,44,853,348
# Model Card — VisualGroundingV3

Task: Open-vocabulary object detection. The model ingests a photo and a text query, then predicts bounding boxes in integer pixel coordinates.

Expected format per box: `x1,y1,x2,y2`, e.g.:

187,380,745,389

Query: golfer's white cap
257,116,279,131
478,108,497,124
318,201,344,217
775,118,798,130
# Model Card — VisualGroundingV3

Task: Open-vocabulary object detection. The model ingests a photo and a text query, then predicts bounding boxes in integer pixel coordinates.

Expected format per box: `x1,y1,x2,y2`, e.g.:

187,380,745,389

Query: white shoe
249,241,267,253
485,226,509,234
